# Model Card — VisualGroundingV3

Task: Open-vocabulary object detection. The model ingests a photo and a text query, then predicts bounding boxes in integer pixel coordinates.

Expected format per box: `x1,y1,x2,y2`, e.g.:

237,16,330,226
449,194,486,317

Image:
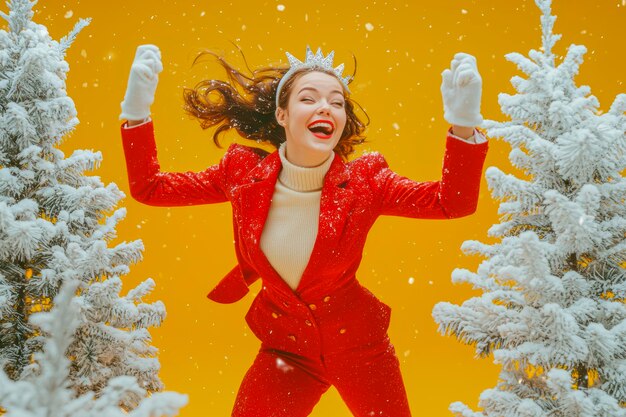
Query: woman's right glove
119,44,163,121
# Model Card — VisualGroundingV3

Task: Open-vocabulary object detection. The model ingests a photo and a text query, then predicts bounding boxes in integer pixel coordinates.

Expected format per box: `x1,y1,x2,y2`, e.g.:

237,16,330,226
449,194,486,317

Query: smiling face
275,71,348,167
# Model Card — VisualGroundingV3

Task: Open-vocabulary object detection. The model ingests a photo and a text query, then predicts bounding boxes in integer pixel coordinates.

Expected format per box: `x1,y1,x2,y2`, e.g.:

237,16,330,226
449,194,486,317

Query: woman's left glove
440,52,483,127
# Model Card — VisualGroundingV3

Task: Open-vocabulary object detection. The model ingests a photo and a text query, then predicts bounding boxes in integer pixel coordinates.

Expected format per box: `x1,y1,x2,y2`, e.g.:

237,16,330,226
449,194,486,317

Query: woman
118,44,489,417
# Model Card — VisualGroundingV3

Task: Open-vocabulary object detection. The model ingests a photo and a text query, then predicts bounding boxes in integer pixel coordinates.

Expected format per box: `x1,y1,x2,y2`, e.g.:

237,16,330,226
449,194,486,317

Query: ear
275,107,287,127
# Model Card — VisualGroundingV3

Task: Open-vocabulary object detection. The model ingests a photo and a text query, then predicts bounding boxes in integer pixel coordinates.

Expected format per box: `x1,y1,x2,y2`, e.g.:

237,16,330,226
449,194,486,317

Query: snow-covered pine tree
0,0,180,410
0,280,188,417
432,0,626,416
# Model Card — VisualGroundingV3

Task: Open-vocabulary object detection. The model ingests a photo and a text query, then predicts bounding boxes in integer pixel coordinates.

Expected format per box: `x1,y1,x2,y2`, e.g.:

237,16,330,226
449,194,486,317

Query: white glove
119,44,163,121
440,52,483,127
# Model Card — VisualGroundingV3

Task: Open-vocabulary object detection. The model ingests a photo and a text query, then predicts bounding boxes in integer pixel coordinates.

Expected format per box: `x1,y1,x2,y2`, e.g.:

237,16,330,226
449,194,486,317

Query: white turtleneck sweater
259,142,335,291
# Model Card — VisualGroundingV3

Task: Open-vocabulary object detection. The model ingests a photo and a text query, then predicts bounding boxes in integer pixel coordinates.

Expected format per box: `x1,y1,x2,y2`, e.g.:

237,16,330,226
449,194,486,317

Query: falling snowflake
276,358,294,373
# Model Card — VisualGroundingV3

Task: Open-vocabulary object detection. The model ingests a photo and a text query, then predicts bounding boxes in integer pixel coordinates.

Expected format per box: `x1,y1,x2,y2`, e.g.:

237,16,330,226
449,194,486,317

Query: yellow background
8,0,624,415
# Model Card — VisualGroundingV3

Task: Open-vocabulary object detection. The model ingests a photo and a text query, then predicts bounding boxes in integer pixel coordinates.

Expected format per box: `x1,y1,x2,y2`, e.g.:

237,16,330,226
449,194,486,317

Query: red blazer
120,121,489,355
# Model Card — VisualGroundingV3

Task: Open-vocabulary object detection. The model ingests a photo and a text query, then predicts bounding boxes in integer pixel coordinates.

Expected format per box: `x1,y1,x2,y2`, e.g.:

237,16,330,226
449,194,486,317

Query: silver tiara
275,45,351,107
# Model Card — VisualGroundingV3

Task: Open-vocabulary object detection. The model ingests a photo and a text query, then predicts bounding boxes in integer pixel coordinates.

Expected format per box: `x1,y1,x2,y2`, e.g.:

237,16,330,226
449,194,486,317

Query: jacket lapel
234,148,356,296
296,154,355,292
235,150,280,250
235,150,295,294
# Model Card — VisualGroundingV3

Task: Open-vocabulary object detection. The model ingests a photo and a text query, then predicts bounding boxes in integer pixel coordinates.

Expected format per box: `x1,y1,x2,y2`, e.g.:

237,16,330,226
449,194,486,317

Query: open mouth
307,120,335,139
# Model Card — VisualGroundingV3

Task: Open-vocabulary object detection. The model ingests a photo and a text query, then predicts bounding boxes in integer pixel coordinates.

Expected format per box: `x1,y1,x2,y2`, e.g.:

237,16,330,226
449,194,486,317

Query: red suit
120,121,489,416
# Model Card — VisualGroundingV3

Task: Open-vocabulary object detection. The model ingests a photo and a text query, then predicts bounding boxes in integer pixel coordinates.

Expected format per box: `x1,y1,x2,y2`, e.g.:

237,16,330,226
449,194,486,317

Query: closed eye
301,98,344,107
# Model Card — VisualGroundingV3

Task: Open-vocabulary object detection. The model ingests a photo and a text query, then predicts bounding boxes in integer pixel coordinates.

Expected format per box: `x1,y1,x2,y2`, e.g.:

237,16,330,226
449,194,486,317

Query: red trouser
232,335,411,417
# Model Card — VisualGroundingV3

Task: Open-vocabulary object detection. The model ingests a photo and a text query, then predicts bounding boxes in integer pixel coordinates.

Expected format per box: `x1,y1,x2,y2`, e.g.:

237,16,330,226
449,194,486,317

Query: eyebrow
297,87,344,96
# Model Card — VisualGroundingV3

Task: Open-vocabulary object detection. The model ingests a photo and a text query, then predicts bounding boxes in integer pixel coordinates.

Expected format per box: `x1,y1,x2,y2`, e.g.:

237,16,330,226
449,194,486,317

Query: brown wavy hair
182,46,369,161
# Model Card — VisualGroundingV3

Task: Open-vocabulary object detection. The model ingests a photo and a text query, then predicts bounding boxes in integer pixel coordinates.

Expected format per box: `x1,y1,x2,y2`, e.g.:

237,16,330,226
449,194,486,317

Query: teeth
310,122,332,128
309,122,333,133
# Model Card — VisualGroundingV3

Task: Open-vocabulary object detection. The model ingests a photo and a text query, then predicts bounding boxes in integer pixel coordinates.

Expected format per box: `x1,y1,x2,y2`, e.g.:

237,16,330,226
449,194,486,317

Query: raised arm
118,45,229,206
375,51,489,218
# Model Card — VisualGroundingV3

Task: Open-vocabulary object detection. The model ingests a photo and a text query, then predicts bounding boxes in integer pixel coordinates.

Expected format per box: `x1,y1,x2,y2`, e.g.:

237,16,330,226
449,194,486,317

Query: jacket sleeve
120,120,231,206
372,130,489,219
